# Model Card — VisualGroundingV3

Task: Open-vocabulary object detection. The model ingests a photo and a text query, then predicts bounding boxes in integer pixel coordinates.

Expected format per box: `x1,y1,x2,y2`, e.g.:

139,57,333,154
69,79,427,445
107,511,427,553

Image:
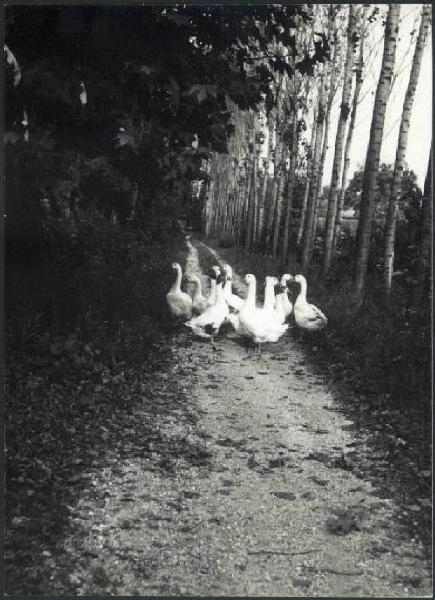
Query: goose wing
228,293,244,311
308,303,327,322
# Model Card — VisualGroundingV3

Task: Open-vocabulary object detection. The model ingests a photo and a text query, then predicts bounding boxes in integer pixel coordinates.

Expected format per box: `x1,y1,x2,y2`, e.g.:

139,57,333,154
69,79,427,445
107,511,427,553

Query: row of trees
202,4,432,302
5,5,431,304
5,5,326,244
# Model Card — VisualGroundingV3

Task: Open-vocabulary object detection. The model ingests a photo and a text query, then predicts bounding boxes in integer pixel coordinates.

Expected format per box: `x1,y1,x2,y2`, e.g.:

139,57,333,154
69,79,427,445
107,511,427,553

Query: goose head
281,273,294,286
216,273,227,287
223,264,233,279
265,276,279,286
171,262,181,271
294,274,306,285
185,274,200,284
245,273,256,285
210,266,221,279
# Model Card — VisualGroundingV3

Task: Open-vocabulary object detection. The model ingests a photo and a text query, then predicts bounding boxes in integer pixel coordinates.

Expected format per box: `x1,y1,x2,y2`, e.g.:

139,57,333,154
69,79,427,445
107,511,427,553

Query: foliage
343,164,421,218
5,4,329,239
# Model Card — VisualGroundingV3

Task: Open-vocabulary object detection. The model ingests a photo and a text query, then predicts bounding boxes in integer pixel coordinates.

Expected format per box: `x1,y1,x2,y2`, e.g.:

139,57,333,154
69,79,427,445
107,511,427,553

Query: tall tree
297,103,317,246
382,5,431,294
301,65,328,270
333,5,368,249
321,4,357,280
281,110,298,261
352,4,401,301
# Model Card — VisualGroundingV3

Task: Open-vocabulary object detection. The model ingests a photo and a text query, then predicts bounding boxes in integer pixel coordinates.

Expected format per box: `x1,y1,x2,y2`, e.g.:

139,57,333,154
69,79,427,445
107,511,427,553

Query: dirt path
53,238,431,596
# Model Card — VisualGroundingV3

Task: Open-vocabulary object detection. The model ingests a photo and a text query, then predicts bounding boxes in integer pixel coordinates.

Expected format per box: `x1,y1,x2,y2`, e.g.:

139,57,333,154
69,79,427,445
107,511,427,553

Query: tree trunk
322,5,357,280
297,178,310,247
296,110,314,249
282,114,298,261
272,151,287,258
334,5,368,249
382,5,431,294
265,138,282,250
257,167,268,247
296,102,317,248
353,4,401,301
301,64,328,271
245,113,256,249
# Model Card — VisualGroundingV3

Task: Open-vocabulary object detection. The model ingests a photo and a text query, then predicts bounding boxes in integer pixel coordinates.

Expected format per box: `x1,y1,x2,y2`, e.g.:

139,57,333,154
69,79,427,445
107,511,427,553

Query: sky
322,4,432,190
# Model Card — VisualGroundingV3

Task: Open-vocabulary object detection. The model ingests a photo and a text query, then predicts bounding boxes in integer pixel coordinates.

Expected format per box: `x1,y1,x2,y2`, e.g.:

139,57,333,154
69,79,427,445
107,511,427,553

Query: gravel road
51,238,432,596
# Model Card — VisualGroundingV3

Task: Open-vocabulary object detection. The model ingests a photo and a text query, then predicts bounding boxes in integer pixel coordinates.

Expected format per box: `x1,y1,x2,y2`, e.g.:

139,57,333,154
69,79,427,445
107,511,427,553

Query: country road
7,237,431,597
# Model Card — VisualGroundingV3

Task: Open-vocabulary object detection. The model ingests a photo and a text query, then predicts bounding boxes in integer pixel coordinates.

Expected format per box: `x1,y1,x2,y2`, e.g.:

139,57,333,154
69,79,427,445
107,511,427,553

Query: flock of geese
166,262,327,352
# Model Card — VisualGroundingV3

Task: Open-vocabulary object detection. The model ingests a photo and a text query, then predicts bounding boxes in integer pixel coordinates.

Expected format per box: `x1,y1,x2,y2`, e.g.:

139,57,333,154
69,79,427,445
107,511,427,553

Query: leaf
326,512,360,535
32,355,51,367
184,84,217,104
418,470,431,478
272,491,296,500
50,342,64,356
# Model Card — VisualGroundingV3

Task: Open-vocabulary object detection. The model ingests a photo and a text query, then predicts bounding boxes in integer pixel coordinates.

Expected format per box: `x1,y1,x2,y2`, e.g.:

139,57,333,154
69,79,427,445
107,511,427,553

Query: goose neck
297,277,307,302
264,280,276,310
216,283,225,303
192,278,201,297
246,280,257,307
170,266,182,292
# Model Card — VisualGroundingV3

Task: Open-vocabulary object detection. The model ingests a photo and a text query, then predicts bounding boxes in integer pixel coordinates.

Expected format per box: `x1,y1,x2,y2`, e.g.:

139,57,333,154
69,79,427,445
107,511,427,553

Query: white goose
264,275,291,325
238,274,288,351
186,273,207,315
206,266,221,307
222,264,244,311
166,262,193,320
263,276,279,313
293,274,327,331
274,274,293,319
184,274,229,348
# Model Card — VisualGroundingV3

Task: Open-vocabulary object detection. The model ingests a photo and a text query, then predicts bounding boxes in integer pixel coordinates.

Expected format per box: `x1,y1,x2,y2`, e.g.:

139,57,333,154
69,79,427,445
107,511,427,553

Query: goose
185,273,207,315
222,264,244,311
238,274,288,352
293,274,327,332
263,276,280,313
166,262,192,320
184,274,229,348
206,266,221,307
274,274,294,319
263,275,290,325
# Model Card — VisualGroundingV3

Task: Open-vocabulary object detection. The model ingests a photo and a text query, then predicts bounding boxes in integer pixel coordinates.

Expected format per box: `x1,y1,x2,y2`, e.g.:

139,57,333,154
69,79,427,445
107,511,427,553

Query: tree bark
353,4,401,301
301,63,328,271
297,105,317,247
382,5,431,294
265,138,281,250
282,113,298,261
322,5,357,280
334,5,368,249
272,149,287,258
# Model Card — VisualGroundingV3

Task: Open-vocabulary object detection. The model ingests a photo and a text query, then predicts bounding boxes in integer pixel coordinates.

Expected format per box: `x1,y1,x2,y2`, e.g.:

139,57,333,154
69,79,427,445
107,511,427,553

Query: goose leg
210,332,218,352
